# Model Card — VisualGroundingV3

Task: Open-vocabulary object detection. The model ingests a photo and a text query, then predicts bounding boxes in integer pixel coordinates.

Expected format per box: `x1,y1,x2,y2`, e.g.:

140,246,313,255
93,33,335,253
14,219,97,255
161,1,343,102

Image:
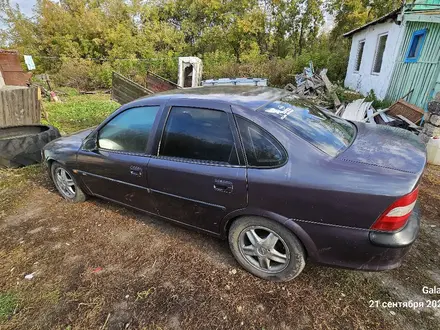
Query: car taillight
371,187,419,232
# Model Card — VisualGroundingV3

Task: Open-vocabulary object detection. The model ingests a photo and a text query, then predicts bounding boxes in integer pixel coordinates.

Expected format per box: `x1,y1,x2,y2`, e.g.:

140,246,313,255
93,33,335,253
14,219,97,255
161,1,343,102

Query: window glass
355,41,365,72
406,29,427,62
262,97,356,157
237,117,286,167
98,106,160,153
372,34,388,73
159,107,238,164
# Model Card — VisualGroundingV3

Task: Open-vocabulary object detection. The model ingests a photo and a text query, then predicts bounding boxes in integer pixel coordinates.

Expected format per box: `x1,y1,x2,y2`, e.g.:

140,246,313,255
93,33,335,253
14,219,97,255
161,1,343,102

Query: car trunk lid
338,122,426,176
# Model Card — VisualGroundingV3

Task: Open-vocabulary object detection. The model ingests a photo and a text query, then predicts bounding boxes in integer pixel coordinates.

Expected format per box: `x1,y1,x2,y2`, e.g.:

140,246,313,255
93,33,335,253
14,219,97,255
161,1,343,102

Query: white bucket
427,136,440,165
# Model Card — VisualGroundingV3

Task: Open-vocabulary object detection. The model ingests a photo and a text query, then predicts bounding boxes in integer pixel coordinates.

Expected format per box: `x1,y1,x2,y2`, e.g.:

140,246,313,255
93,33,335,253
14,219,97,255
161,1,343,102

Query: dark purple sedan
43,86,426,281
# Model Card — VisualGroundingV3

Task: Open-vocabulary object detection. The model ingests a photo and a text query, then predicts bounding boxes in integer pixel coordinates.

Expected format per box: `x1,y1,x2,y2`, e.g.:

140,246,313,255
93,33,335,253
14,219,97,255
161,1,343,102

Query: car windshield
261,97,356,156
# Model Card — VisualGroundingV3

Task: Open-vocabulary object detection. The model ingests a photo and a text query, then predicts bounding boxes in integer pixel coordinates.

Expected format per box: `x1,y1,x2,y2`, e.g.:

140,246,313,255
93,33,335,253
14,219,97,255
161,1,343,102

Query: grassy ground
1,94,440,329
41,92,119,134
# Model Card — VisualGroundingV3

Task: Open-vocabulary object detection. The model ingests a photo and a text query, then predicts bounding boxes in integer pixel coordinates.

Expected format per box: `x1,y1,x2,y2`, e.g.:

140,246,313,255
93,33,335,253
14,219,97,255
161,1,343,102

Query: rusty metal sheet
2,72,32,86
0,49,30,86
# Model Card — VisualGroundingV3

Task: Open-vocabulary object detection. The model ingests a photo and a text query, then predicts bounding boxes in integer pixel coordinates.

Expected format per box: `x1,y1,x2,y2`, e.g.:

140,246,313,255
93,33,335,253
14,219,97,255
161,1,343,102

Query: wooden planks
146,71,180,93
0,86,40,127
112,72,153,105
387,99,424,123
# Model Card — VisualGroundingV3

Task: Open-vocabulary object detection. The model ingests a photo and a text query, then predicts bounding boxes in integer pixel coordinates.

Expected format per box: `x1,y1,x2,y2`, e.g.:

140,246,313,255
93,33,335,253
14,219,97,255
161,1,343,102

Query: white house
344,9,404,99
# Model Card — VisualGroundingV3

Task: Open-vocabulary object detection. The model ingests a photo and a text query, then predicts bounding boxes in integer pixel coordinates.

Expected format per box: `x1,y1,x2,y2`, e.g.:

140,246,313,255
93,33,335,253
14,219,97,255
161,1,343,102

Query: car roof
137,86,291,110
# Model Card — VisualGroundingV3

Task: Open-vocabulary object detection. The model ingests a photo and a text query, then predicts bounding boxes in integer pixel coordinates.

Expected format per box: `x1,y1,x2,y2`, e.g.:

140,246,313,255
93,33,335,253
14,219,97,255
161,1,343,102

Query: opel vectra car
43,86,426,281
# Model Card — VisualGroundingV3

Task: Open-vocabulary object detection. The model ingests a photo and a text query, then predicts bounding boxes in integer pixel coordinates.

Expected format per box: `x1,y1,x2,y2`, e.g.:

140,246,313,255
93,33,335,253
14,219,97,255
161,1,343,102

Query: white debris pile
337,98,421,133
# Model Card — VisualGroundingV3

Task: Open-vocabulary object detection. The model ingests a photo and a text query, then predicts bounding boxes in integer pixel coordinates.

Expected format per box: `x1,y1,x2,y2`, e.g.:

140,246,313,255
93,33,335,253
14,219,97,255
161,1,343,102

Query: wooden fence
112,72,153,105
112,71,180,105
0,86,41,127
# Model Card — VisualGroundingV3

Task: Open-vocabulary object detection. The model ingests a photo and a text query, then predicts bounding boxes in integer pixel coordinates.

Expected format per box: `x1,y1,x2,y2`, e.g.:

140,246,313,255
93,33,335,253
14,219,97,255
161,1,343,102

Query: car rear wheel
229,216,305,281
51,162,87,203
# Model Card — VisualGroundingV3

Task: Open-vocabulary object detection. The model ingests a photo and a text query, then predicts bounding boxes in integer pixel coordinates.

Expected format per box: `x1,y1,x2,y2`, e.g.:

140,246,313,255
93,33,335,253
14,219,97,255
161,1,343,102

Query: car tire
51,162,87,203
0,125,61,168
229,216,306,282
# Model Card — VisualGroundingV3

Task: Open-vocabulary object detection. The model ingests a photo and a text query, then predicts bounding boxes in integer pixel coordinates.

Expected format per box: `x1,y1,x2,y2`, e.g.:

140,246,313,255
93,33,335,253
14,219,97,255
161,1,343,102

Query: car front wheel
51,162,87,203
229,216,305,282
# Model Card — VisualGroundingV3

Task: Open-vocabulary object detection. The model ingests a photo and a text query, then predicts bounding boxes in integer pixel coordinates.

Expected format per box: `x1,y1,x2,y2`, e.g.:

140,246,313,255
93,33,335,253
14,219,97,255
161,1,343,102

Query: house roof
0,49,31,86
343,8,402,38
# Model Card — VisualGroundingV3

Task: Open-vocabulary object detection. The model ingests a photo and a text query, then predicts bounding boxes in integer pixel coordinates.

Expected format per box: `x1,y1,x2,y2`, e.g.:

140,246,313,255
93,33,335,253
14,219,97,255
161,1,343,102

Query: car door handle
129,165,143,177
214,179,233,193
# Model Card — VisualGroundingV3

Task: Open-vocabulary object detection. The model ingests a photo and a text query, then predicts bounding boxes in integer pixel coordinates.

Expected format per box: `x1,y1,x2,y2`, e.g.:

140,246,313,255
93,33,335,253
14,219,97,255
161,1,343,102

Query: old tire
51,162,87,203
229,216,306,282
0,125,61,168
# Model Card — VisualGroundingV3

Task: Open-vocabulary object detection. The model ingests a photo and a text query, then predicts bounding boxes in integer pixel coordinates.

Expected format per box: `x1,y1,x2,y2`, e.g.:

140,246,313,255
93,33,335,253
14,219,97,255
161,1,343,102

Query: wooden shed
0,50,40,127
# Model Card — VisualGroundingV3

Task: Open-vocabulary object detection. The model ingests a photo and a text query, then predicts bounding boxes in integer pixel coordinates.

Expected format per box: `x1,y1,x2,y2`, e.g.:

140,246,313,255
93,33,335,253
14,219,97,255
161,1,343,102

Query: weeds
0,293,17,322
365,89,393,109
42,94,119,134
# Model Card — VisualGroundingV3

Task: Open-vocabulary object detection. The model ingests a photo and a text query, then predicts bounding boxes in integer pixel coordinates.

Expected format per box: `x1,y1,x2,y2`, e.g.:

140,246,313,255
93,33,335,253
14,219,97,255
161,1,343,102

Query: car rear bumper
369,202,420,248
290,203,421,271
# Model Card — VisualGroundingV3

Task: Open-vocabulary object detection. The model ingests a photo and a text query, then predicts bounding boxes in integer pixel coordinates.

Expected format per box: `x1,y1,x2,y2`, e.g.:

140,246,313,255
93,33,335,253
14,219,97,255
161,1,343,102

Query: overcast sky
11,0,35,17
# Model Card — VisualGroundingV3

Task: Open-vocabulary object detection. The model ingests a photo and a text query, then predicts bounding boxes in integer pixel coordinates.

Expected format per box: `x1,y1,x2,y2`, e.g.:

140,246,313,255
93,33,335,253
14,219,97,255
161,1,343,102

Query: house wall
386,20,440,109
344,21,403,99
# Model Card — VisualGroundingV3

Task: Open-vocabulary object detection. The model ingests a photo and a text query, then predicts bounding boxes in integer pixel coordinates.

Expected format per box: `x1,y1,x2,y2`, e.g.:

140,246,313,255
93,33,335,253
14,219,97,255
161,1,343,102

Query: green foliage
327,0,403,40
42,94,119,133
0,0,400,90
365,89,393,109
0,292,17,322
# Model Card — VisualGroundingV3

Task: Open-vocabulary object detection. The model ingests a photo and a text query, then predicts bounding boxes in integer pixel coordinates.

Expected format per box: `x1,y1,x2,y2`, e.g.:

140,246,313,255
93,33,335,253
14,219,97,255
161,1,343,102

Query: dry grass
0,164,440,329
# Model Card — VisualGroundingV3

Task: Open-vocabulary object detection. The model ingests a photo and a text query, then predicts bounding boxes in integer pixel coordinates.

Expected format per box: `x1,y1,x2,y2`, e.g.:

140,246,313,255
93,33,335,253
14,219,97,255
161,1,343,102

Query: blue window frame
405,29,427,63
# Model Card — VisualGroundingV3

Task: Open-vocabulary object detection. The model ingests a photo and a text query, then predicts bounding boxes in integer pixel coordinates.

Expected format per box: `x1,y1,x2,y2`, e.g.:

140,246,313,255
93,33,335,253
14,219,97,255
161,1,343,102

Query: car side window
236,116,286,167
98,106,160,153
159,106,239,165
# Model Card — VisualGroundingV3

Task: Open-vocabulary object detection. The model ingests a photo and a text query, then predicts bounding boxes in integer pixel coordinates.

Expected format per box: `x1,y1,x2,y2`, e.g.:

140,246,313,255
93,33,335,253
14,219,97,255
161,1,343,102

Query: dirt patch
0,164,439,329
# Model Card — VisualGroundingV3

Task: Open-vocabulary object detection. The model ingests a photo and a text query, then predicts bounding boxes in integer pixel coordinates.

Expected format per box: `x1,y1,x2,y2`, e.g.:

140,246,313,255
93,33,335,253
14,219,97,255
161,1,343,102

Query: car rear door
75,103,162,214
146,99,248,234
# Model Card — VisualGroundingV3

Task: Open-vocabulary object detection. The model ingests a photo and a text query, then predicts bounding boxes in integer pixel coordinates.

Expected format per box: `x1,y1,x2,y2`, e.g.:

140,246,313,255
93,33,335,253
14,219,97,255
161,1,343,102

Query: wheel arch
221,209,319,260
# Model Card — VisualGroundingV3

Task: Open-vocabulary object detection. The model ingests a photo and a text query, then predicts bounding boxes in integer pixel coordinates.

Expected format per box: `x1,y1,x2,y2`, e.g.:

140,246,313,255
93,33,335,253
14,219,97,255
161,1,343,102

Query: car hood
44,127,94,152
338,122,426,175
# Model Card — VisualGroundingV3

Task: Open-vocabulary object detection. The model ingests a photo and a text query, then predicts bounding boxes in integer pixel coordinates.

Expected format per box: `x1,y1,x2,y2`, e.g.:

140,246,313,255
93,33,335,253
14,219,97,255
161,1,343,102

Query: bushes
49,45,349,91
52,59,112,91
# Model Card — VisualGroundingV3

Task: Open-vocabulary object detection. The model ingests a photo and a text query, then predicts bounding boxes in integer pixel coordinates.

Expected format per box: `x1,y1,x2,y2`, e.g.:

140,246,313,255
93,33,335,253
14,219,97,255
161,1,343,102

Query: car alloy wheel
229,216,305,281
239,226,290,273
54,167,76,199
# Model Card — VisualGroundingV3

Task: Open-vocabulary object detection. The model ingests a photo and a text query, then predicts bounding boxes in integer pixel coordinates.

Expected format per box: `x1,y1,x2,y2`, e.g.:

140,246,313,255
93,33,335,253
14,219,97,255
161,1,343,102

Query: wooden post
0,86,41,127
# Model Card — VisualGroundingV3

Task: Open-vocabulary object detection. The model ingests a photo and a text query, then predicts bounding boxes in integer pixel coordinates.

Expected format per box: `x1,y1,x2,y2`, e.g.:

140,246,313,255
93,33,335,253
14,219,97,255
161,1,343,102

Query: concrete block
428,100,440,115
422,123,440,137
419,133,430,144
429,114,440,126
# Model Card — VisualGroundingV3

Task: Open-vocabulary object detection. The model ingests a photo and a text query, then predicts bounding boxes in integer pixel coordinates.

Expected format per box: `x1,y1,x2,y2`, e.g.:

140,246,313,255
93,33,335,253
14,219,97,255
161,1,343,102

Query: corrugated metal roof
410,0,440,11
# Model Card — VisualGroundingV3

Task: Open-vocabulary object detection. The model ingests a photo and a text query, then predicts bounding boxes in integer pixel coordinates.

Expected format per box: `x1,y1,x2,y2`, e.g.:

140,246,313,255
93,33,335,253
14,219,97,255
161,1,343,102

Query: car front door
147,100,248,234
75,104,162,214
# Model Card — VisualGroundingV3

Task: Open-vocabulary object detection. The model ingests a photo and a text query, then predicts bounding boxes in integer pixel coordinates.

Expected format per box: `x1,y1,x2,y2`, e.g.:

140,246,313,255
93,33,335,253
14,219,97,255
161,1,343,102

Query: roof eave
343,8,402,38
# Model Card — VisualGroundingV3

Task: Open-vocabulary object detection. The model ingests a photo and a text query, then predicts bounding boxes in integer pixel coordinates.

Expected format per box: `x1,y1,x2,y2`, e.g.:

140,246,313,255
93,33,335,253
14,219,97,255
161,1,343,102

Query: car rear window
262,98,356,156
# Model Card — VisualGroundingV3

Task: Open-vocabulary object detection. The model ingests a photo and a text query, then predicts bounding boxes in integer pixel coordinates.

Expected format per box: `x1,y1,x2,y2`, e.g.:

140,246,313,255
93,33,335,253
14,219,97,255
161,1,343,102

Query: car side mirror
82,132,98,152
